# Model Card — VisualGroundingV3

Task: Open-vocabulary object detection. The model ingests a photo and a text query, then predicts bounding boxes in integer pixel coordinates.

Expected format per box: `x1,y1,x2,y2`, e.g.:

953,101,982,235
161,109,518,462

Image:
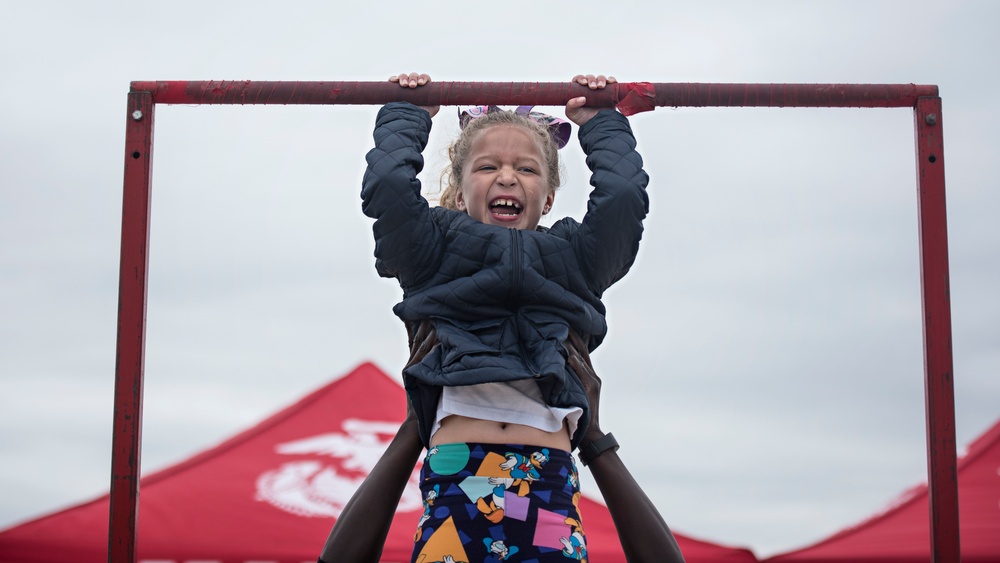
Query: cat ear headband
458,105,572,149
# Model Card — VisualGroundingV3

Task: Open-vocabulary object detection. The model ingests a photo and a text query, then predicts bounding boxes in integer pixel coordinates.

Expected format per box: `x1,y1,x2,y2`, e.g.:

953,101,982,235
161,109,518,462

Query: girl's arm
560,75,650,295
572,108,650,294
361,102,443,288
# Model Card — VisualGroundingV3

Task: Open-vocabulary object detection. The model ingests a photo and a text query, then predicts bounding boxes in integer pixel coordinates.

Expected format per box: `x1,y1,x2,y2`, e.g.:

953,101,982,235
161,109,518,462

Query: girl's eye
478,165,497,171
519,167,536,174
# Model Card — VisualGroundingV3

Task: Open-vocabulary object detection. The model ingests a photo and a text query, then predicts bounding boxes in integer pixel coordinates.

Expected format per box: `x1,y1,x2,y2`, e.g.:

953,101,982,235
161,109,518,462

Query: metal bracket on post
109,90,154,563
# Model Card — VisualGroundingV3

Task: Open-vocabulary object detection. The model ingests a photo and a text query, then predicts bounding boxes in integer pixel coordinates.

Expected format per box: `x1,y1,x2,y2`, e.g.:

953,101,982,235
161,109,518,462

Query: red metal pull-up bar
129,80,938,111
113,81,957,562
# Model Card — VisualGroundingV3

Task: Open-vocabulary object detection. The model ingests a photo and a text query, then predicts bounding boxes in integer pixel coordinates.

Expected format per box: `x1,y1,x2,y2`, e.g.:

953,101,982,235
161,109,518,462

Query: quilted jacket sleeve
360,102,443,288
574,110,650,295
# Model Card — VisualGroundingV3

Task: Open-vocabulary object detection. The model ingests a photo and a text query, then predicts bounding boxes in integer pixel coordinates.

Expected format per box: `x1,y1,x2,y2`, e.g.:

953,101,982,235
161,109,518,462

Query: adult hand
389,72,440,117
563,331,686,563
404,319,439,422
564,330,605,444
565,74,617,127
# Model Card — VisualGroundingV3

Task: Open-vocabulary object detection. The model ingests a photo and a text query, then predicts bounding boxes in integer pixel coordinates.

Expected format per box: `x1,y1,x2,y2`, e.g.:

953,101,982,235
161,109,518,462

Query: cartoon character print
560,491,588,561
483,537,520,561
423,446,440,469
475,482,507,523
431,556,467,563
566,471,578,489
559,530,587,561
415,446,442,541
475,447,549,521
499,448,549,497
415,483,441,540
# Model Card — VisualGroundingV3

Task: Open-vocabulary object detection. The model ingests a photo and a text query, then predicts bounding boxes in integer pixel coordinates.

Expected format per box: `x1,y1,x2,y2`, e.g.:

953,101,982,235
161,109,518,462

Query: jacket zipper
509,229,539,375
508,228,522,300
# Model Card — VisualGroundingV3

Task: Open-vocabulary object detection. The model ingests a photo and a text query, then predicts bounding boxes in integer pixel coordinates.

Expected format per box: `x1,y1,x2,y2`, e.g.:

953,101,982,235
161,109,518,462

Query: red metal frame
113,82,958,562
127,80,937,108
112,91,154,563
913,96,959,562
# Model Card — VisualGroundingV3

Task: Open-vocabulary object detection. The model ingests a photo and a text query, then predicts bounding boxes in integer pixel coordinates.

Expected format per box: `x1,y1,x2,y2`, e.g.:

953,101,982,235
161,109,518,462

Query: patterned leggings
411,442,588,563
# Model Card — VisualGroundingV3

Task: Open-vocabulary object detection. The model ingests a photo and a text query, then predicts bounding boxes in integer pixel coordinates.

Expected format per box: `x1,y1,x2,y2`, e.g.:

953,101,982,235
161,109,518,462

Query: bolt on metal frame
114,81,957,562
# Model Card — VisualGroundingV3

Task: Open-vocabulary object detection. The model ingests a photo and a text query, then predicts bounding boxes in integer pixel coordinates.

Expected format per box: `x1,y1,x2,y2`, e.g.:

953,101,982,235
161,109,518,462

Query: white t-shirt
430,379,583,439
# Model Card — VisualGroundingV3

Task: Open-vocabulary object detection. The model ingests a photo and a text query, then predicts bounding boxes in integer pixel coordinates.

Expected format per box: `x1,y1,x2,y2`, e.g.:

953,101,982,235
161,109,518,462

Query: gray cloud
1,1,997,558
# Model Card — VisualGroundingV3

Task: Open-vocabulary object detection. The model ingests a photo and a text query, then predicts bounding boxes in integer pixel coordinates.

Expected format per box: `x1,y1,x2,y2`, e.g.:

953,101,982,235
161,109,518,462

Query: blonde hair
438,110,562,211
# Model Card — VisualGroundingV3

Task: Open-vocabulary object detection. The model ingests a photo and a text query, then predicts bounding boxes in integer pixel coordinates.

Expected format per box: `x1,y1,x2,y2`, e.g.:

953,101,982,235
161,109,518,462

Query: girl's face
457,124,555,231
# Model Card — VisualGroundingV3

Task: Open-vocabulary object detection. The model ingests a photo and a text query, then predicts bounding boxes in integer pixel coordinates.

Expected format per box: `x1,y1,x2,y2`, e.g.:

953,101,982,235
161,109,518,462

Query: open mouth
489,198,523,218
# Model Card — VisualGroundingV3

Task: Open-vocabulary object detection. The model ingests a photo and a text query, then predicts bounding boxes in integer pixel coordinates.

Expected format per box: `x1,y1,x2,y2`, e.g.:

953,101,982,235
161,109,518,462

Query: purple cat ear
526,110,571,149
515,106,571,149
458,105,489,129
458,105,504,129
459,105,571,149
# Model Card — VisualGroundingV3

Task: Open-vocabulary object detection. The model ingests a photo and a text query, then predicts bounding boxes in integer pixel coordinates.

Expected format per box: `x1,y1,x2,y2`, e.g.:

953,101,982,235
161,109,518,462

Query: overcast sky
1,1,997,558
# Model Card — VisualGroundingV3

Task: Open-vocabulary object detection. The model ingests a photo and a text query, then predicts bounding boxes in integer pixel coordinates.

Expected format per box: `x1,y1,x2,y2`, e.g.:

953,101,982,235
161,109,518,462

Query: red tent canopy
0,362,757,563
765,418,1000,563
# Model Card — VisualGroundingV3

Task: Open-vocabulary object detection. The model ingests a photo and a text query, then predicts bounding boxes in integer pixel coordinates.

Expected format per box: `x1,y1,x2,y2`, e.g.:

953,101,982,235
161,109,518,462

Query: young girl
359,73,648,562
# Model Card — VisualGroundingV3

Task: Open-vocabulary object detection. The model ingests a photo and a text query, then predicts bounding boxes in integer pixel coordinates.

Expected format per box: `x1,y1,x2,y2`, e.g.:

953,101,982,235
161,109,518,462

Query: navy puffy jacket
362,102,649,448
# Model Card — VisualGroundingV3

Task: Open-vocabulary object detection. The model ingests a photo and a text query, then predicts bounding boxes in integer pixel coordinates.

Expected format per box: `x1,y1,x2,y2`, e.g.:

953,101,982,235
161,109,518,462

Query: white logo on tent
255,418,422,517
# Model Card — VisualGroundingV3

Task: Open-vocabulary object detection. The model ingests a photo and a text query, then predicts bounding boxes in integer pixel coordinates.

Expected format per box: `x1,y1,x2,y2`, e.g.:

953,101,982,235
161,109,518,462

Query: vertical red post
109,91,154,563
914,96,960,562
